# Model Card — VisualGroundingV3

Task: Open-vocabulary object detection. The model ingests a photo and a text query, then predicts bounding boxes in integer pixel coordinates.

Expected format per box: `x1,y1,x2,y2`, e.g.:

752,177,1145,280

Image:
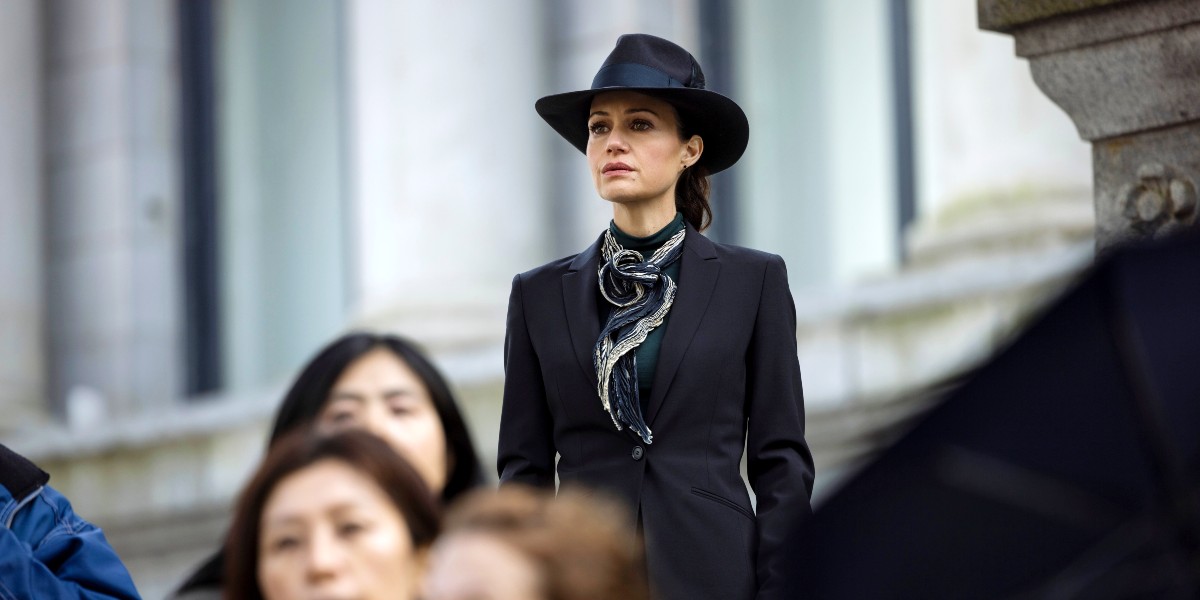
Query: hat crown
591,34,706,91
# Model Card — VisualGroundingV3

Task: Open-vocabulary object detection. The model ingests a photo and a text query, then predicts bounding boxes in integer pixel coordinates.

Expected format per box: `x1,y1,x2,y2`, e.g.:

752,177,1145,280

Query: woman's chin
600,193,664,208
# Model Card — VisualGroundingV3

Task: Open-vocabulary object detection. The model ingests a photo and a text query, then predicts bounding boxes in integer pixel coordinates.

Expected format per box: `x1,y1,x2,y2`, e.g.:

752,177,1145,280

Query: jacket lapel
646,224,720,426
562,235,603,390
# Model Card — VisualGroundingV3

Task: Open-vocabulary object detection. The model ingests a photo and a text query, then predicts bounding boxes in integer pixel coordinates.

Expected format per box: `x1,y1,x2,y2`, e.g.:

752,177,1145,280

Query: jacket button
631,445,644,461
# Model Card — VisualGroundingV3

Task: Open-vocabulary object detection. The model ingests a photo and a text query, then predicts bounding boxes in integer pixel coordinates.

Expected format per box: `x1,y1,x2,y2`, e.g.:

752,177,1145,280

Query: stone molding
978,0,1135,32
999,0,1200,56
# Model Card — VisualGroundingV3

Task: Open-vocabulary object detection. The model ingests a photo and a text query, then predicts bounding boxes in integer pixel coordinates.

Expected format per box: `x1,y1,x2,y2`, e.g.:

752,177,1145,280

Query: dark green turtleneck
607,212,686,398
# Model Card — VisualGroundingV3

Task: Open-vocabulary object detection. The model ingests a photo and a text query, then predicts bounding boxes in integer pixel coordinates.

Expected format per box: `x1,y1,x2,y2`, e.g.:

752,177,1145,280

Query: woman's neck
612,198,678,238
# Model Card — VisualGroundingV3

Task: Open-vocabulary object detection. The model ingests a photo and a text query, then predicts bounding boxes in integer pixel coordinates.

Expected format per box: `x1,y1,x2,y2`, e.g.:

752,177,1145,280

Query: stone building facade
0,0,1092,596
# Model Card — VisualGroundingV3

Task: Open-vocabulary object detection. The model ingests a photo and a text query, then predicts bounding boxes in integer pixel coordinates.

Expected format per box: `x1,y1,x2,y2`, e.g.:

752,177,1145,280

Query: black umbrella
793,232,1200,599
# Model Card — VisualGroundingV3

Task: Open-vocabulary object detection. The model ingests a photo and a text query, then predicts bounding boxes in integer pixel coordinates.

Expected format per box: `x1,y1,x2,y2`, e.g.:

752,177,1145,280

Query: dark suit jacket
498,223,815,600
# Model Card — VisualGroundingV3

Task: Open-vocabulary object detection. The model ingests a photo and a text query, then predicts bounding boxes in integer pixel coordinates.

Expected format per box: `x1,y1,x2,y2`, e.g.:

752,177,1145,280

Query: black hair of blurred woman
173,332,484,599
223,428,441,600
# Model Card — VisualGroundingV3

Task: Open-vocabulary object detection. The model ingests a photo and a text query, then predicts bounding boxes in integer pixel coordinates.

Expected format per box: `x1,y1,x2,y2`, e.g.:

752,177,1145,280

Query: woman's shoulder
708,239,785,268
515,254,577,279
510,253,586,294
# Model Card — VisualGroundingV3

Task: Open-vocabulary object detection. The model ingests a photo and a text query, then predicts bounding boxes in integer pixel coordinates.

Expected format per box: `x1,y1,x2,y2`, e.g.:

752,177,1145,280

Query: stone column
0,0,45,432
44,0,183,420
979,0,1200,251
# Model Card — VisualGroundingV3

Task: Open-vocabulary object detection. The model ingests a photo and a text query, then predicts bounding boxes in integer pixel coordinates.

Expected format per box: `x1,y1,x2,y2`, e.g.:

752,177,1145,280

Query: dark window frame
179,0,222,395
699,0,738,244
889,0,917,262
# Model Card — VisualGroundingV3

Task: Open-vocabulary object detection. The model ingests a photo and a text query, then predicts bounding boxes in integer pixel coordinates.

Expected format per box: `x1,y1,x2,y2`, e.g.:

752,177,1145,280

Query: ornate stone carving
1115,162,1198,238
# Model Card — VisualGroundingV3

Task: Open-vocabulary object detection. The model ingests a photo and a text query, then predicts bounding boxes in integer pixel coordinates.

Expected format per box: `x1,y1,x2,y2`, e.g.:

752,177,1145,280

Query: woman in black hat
498,34,814,600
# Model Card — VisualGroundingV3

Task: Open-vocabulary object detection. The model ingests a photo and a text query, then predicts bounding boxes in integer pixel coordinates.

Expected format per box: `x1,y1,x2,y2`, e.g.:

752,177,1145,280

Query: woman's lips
602,162,634,176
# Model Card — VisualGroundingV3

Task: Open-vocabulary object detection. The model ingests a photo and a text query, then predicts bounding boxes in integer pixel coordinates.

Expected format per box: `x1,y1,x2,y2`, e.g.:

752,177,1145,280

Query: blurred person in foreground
422,485,649,600
175,332,485,598
222,429,440,600
499,33,814,599
0,443,141,599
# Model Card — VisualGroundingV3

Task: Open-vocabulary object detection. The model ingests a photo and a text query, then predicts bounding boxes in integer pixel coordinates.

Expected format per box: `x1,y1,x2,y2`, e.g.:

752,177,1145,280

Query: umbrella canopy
794,232,1200,599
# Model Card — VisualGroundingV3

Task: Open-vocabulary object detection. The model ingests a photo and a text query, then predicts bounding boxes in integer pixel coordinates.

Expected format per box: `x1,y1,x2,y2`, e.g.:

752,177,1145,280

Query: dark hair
223,429,441,600
442,486,649,600
673,110,712,232
269,331,485,503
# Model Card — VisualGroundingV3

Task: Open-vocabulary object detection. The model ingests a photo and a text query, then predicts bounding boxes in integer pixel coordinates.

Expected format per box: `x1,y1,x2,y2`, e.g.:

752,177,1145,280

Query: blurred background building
0,0,1093,596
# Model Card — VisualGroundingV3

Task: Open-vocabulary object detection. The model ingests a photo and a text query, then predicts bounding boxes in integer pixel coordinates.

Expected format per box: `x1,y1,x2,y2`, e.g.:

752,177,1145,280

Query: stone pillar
0,0,45,432
44,0,183,420
979,0,1200,251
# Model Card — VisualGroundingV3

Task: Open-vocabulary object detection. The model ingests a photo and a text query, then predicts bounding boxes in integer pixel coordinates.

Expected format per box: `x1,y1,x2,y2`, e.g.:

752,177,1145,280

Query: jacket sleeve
0,487,142,600
496,274,557,487
745,255,815,599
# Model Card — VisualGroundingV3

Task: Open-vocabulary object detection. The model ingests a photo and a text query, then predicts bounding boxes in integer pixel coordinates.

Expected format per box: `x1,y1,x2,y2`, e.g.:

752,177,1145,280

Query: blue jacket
0,444,141,600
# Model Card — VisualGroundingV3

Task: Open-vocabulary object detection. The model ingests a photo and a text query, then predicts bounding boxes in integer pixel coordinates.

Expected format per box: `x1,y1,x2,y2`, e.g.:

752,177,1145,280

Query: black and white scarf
593,226,686,444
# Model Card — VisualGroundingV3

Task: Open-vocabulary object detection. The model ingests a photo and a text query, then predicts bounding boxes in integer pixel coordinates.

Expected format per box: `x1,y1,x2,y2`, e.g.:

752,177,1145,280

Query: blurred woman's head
422,486,650,600
269,332,484,502
224,429,441,600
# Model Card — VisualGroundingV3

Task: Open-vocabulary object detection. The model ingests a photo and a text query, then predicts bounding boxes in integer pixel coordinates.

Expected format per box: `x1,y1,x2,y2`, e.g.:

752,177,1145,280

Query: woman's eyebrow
328,392,366,402
589,108,661,118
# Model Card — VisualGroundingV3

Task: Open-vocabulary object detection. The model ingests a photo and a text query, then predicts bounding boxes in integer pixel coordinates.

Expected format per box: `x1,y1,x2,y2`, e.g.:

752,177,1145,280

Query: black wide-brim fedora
535,33,749,175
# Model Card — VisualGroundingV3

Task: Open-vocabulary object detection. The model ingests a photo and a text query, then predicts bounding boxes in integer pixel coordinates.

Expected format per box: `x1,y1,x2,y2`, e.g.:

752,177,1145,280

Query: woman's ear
682,135,703,170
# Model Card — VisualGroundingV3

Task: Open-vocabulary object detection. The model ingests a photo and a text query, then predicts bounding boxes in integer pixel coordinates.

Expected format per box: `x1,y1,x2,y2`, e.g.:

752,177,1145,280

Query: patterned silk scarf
593,226,686,444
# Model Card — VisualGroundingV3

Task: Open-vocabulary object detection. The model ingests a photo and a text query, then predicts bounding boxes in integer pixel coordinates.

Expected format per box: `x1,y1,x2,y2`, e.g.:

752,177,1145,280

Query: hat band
591,62,690,90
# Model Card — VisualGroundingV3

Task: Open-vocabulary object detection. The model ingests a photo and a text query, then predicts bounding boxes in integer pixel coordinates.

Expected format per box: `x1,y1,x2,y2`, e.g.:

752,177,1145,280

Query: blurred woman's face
317,348,449,494
258,459,424,600
586,90,701,210
422,532,543,600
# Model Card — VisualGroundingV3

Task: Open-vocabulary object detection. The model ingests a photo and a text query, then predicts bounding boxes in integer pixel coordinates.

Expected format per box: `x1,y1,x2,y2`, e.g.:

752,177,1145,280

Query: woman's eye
589,122,609,135
269,536,300,553
338,522,366,537
631,119,652,131
328,412,357,425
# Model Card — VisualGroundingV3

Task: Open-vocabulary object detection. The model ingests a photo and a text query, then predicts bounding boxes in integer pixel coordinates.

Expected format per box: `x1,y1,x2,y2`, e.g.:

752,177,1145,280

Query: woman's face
257,459,425,600
422,532,543,600
317,348,449,495
586,90,702,210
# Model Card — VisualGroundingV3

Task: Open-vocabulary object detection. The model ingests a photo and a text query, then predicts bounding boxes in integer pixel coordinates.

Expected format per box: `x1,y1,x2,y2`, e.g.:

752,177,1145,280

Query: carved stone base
1095,124,1200,249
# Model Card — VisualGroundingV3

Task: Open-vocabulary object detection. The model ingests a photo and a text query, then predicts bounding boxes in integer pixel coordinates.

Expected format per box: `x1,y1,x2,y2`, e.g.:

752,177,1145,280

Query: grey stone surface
982,0,1200,250
42,0,182,418
1008,0,1200,56
978,0,1135,32
1027,20,1200,141
0,0,45,431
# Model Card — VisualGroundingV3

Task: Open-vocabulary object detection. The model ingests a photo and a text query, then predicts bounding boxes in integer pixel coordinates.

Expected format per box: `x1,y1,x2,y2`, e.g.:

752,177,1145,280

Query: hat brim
535,86,749,175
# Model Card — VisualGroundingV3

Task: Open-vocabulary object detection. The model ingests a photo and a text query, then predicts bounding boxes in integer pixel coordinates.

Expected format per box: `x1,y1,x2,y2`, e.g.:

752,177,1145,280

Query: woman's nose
606,129,628,153
361,411,391,441
305,530,344,581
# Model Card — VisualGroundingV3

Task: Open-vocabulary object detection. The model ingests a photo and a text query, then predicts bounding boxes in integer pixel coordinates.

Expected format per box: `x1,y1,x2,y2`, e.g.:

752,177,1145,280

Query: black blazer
498,223,815,600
